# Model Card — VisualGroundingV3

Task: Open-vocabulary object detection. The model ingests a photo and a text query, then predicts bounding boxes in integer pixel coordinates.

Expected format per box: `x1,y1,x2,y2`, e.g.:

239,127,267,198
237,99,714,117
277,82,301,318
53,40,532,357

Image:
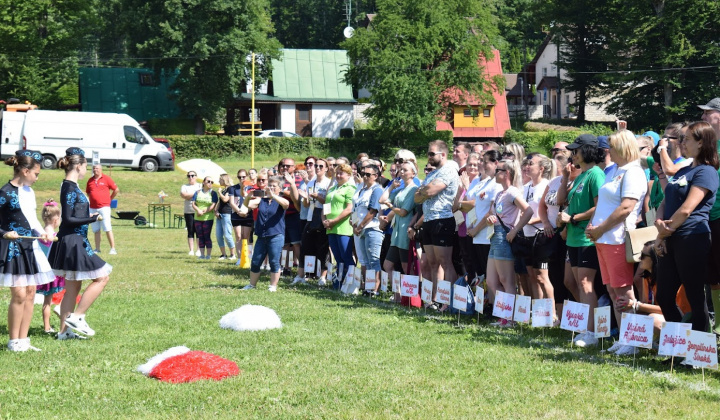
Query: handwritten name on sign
453,285,469,311
619,313,654,349
513,295,531,324
392,271,401,293
658,322,691,357
594,306,611,338
421,279,433,304
474,286,485,314
400,274,419,297
492,290,515,320
684,330,718,370
436,280,451,304
560,300,589,333
365,270,376,291
304,256,316,274
532,298,553,328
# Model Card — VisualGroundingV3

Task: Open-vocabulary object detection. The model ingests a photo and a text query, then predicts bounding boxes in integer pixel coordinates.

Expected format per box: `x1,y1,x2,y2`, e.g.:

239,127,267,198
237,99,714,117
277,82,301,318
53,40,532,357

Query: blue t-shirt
254,198,286,237
663,164,719,235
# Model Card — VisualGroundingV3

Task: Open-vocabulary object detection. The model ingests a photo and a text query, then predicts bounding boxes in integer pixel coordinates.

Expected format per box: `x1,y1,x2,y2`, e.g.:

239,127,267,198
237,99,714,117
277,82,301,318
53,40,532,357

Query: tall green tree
0,0,97,107
342,0,501,138
495,0,546,72
119,0,281,133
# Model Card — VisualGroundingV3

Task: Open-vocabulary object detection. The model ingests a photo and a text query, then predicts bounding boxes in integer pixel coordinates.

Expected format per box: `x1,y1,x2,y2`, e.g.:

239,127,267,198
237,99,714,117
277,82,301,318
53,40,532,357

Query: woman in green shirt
322,163,357,287
557,134,605,348
191,176,218,260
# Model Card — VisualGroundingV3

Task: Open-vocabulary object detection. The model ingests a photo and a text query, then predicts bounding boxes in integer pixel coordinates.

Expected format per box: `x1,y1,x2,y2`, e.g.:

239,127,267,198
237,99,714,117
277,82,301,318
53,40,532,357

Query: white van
0,111,27,159
13,110,173,171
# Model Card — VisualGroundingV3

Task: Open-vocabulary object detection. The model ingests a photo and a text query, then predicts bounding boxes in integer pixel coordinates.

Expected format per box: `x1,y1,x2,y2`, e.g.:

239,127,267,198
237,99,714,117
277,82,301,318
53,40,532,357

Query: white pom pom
137,346,191,376
219,304,282,331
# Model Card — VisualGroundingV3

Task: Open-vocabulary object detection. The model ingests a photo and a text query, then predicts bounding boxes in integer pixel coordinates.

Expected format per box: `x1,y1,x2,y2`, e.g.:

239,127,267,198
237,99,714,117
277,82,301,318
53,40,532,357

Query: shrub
503,129,586,154
339,128,354,138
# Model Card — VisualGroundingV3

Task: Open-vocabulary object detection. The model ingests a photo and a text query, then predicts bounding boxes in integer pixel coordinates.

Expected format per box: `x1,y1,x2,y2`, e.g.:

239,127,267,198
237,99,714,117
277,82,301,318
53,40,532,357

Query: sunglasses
187,174,197,178
204,180,213,183
394,158,404,164
361,172,376,177
502,152,515,159
424,167,434,173
238,175,246,179
550,148,566,154
257,178,267,182
305,162,315,166
316,165,326,169
280,164,293,168
662,136,678,140
427,151,442,157
496,168,508,173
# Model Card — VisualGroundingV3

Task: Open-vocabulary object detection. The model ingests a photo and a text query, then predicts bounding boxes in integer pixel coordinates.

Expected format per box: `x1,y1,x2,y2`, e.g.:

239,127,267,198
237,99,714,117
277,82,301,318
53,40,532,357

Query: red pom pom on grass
149,351,240,383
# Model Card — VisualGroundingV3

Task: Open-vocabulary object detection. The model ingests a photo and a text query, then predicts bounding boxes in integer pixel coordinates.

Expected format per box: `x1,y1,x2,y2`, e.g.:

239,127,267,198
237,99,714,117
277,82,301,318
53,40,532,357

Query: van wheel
140,158,158,172
41,155,56,169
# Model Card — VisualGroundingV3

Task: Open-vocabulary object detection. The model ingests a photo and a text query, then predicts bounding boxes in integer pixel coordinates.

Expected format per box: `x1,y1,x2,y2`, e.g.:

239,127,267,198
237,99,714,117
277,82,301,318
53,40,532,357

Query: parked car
256,130,301,138
154,137,175,163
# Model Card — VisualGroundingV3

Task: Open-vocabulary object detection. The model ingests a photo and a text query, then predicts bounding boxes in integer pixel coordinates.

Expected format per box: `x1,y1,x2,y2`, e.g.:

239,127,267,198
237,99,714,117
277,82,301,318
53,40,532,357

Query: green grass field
1,157,719,419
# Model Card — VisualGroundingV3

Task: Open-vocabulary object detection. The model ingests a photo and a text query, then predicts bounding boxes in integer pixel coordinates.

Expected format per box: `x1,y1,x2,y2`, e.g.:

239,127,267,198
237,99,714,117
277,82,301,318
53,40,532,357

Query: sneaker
198,255,205,260
235,259,242,266
195,250,201,257
57,329,87,340
317,277,327,286
615,345,638,356
94,249,101,254
64,313,95,337
575,332,598,348
53,305,61,317
241,284,256,290
218,255,227,260
44,328,56,334
268,285,277,292
7,339,25,352
22,339,41,352
189,250,195,256
291,276,306,285
228,254,236,260
605,340,623,354
109,248,117,255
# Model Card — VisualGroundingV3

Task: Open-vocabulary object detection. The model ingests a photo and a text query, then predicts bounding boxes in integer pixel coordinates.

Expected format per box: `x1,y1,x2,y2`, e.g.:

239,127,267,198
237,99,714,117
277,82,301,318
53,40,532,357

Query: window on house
463,109,479,117
139,73,155,86
483,109,491,117
542,67,547,77
297,105,310,121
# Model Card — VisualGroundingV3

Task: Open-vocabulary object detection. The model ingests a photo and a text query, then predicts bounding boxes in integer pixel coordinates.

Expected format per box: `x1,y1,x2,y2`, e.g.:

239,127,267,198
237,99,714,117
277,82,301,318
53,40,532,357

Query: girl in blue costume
48,148,112,339
1,150,55,351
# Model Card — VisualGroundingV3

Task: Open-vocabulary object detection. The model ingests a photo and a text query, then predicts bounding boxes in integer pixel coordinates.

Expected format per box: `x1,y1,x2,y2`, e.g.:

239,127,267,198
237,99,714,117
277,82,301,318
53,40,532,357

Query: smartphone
252,190,266,198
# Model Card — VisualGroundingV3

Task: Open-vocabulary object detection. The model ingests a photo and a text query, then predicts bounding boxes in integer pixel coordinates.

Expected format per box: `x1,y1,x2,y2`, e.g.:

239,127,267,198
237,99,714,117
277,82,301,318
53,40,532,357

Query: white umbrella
176,159,228,185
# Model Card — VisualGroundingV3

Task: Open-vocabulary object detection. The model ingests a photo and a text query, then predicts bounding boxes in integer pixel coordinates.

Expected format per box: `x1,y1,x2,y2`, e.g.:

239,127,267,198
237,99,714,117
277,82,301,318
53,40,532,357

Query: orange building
436,49,511,141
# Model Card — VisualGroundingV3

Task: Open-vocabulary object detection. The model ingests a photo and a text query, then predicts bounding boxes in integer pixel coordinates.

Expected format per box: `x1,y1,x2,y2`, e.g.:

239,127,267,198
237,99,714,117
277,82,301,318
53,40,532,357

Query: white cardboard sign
492,291,515,320
513,295,531,324
619,312,654,349
435,280,451,305
304,256,316,275
288,251,294,267
452,285,469,312
316,260,322,277
531,298,553,328
365,269,376,291
400,274,419,297
380,271,388,292
421,279,433,304
594,306,611,338
658,322,692,357
281,250,288,268
684,329,719,370
474,286,485,314
392,271,401,293
560,300,589,333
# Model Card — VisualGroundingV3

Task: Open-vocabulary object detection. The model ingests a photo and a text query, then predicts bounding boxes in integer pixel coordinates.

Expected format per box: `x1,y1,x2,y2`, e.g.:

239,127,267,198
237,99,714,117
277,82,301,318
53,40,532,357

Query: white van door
1,112,26,159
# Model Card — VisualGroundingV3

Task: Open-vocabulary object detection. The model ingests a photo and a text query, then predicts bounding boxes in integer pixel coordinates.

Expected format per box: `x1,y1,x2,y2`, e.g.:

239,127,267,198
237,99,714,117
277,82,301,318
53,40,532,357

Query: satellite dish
343,26,355,39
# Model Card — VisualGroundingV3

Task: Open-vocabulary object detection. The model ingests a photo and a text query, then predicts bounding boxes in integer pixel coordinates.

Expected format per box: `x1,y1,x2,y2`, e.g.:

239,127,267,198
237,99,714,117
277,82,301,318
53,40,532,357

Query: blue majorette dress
48,180,112,281
0,181,55,287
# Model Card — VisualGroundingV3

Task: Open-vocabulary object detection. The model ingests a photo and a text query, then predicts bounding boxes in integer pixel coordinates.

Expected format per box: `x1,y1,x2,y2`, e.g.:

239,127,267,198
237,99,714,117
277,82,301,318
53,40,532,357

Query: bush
339,128,354,138
147,118,196,135
503,129,586,154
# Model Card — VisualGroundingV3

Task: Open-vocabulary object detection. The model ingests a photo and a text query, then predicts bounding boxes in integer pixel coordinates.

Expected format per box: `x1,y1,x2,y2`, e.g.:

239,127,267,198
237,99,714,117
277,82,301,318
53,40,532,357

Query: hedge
502,129,587,154
164,130,454,160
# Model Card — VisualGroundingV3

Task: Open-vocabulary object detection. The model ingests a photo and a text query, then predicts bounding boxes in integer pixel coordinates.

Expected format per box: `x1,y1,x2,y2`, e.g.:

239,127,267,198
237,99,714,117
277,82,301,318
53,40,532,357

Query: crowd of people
175,97,720,357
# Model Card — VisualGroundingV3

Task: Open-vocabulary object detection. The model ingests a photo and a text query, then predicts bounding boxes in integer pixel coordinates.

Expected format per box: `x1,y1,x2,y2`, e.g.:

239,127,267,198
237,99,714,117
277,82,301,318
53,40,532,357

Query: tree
0,0,97,107
342,0,501,139
119,0,281,133
495,0,546,73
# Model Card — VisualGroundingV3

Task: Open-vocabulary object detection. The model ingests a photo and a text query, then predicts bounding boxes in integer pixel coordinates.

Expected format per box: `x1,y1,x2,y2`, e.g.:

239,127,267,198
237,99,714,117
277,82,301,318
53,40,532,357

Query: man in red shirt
86,164,119,254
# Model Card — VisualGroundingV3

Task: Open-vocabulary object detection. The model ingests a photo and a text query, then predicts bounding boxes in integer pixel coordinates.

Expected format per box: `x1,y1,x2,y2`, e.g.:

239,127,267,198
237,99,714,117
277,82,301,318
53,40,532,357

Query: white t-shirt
305,176,331,221
522,178,549,236
591,161,648,245
181,183,201,214
467,177,502,244
543,176,564,229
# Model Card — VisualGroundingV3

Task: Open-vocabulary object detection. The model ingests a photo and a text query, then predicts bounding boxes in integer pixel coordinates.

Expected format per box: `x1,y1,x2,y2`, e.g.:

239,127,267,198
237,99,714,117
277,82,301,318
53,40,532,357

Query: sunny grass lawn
0,158,719,418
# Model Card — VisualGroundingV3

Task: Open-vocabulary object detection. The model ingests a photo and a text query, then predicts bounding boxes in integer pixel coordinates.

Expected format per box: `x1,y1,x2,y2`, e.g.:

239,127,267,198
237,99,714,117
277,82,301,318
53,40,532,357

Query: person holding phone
191,177,218,260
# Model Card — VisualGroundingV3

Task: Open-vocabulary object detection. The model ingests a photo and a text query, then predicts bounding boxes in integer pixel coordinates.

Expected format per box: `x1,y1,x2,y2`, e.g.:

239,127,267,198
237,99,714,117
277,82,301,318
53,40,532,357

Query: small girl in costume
36,199,66,334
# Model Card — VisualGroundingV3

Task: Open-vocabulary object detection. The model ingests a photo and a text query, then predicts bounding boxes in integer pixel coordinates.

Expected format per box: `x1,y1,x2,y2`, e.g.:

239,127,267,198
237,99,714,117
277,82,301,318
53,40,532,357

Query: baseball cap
597,135,609,149
565,134,598,150
698,98,720,112
642,131,660,145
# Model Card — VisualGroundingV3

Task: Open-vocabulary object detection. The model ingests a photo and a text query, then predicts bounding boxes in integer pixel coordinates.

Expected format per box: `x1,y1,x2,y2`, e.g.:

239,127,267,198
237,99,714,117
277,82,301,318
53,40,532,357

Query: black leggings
656,233,711,332
184,213,196,238
470,243,490,281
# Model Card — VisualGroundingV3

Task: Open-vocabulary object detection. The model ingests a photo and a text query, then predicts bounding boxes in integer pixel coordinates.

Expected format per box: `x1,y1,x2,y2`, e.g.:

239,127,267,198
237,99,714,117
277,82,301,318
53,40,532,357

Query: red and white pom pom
219,304,282,331
137,346,240,383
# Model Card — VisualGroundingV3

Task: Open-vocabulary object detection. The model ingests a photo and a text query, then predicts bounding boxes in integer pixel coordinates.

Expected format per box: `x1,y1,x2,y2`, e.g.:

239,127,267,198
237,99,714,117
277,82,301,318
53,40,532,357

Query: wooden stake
670,356,674,374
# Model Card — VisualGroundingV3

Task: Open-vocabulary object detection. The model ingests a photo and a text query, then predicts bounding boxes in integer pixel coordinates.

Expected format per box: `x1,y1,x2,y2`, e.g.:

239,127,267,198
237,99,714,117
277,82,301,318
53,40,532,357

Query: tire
134,216,147,226
140,157,158,172
41,154,56,170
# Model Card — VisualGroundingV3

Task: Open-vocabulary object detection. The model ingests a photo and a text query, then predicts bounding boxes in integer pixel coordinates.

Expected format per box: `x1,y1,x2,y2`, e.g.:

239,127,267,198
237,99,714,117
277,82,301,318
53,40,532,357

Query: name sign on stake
345,266,355,289
619,312,654,349
531,298,553,328
354,266,362,283
281,250,288,267
452,285,469,312
513,295,531,324
380,272,388,292
594,306,611,338
684,330,718,370
421,279,433,304
316,260,322,277
304,256,316,275
658,322,692,357
492,290,515,321
474,286,485,314
436,280,451,305
365,270,376,291
400,274,419,297
392,271,401,293
560,300,589,333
